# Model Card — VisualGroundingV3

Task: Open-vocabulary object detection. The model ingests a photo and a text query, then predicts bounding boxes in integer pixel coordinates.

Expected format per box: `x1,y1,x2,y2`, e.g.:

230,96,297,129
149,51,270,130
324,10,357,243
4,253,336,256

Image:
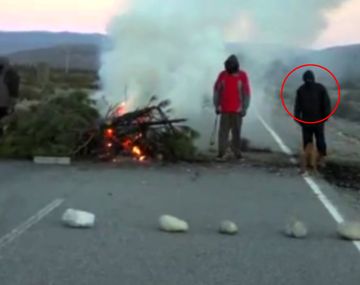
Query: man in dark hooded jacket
294,70,331,163
213,54,251,160
0,57,19,121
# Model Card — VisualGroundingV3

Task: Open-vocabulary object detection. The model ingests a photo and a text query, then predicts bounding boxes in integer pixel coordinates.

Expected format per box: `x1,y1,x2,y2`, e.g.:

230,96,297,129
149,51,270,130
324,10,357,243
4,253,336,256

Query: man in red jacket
213,54,251,160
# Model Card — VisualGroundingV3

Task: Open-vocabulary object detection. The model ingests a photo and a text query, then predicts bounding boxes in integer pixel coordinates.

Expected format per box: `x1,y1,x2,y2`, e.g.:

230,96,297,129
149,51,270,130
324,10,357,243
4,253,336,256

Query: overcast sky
1,0,359,48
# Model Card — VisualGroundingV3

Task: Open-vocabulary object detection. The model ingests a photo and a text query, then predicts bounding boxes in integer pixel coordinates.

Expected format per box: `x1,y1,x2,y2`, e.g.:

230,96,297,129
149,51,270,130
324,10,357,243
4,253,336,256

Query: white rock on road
159,215,189,233
337,222,360,240
219,220,238,235
285,218,308,239
62,209,96,228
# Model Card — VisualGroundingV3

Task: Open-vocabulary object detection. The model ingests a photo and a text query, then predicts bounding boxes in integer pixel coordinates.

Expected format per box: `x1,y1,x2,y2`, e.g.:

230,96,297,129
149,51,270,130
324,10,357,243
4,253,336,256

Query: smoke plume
100,0,348,147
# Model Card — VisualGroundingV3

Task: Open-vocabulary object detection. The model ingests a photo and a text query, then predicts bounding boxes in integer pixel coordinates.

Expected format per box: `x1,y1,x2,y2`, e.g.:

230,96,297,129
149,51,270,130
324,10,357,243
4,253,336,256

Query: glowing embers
132,145,147,161
132,145,141,156
120,136,147,162
104,128,115,138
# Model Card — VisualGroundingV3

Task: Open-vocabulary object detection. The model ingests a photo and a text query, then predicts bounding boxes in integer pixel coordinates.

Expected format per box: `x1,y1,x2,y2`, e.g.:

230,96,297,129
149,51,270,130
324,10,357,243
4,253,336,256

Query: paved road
0,110,359,285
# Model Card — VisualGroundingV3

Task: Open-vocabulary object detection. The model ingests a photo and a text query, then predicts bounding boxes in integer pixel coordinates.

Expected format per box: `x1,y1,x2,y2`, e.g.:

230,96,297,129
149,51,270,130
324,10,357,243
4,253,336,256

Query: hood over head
303,70,315,83
224,54,240,74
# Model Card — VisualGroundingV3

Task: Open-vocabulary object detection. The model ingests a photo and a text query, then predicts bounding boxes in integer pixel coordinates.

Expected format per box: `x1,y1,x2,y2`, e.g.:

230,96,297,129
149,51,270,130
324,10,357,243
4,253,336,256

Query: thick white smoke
100,0,348,148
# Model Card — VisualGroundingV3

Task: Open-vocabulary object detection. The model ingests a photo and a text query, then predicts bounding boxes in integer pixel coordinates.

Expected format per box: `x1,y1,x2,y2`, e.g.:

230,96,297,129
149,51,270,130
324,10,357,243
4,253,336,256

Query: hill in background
8,44,100,71
292,44,360,87
1,32,360,84
0,31,105,54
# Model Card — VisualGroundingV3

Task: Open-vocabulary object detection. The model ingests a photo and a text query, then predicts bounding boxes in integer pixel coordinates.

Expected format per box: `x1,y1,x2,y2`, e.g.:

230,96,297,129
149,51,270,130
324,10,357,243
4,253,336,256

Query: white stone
337,222,360,240
219,220,238,235
159,215,189,232
34,156,71,165
285,219,308,238
62,209,95,228
56,157,71,165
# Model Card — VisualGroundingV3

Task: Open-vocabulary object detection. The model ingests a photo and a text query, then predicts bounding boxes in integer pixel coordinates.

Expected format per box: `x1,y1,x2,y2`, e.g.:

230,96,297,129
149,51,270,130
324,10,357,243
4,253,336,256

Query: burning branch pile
98,97,199,162
0,91,198,162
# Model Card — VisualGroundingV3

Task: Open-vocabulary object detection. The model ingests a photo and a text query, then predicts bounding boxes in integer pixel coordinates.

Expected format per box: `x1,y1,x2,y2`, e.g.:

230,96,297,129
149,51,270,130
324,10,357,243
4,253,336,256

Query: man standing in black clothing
0,57,20,136
294,70,331,165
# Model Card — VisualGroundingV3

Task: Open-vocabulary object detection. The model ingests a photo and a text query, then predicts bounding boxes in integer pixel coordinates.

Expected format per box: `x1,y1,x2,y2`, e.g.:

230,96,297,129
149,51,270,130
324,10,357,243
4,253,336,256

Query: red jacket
213,70,251,113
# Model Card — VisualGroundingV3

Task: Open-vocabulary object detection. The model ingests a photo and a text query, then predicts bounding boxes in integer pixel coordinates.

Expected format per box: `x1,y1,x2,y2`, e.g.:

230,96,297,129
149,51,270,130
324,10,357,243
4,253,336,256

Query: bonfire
98,96,198,162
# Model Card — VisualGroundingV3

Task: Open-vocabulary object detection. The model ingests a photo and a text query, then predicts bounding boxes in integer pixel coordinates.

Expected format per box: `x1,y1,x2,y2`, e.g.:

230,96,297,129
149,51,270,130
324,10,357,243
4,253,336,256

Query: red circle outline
279,64,341,124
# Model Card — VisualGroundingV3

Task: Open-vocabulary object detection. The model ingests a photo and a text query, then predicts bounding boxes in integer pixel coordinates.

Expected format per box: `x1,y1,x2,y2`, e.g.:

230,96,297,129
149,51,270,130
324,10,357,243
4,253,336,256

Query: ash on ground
322,160,360,191
95,136,360,195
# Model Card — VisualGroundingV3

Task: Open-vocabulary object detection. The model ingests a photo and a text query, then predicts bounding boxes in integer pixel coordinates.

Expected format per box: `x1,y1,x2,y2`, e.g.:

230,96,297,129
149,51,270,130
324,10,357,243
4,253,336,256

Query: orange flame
132,146,142,156
105,128,114,138
115,102,126,116
121,138,147,161
131,146,147,161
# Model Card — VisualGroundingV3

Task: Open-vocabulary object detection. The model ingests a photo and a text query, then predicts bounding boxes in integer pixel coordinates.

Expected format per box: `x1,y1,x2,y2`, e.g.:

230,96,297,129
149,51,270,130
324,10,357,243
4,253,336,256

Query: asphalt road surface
0,107,359,285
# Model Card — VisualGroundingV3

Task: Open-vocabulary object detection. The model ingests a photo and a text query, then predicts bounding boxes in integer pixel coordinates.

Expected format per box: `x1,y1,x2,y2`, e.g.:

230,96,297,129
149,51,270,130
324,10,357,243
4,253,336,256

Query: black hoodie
294,71,331,123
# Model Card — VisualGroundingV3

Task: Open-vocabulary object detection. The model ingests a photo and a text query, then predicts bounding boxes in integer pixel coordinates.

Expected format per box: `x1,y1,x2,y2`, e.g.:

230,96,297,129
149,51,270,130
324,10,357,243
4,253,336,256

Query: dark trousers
0,107,8,136
0,107,7,120
218,113,243,156
301,124,327,156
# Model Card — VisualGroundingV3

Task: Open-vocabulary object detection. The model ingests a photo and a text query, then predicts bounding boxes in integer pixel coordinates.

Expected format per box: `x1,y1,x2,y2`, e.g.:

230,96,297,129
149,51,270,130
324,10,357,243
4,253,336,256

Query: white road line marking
256,112,294,157
256,113,360,253
0,198,64,250
302,175,344,224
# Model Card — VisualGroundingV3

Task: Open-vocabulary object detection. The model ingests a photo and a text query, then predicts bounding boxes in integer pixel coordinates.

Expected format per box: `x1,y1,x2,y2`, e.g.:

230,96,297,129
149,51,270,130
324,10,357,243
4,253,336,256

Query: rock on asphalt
337,221,360,240
159,215,189,232
62,208,96,228
285,218,308,239
219,220,238,235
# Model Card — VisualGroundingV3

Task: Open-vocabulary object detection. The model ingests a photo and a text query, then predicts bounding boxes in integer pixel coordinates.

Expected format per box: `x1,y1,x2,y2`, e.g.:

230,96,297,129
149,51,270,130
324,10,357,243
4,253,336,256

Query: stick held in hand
209,115,219,146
